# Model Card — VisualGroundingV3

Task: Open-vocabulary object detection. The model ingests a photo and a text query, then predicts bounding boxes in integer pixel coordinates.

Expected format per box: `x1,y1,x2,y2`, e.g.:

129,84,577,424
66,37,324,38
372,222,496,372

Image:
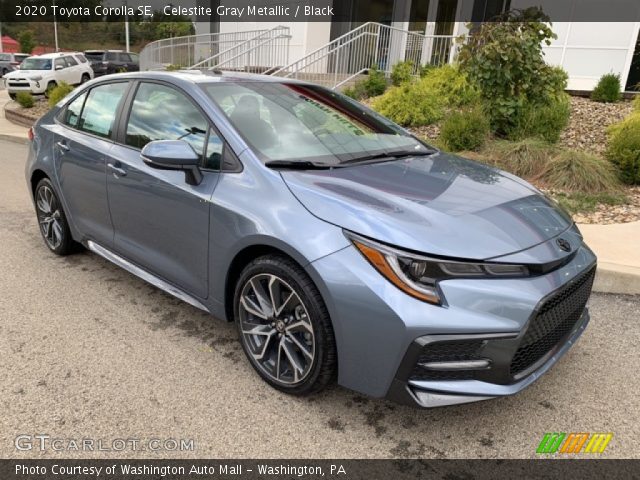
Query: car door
54,82,130,247
105,81,222,299
53,57,68,83
117,52,134,72
63,55,81,84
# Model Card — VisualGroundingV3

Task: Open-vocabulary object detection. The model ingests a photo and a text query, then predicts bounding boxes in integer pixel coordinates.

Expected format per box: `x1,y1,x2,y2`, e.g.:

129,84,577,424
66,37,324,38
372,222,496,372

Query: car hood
280,152,574,260
6,70,45,78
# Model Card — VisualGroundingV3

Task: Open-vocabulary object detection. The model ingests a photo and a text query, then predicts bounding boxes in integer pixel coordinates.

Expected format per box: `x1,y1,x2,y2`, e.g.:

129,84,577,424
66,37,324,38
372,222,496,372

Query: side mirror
141,140,203,186
55,65,64,71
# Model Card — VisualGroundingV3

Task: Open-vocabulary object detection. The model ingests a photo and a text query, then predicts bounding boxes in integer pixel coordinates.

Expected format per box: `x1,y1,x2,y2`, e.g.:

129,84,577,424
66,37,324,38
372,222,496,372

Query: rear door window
78,82,128,138
65,56,78,67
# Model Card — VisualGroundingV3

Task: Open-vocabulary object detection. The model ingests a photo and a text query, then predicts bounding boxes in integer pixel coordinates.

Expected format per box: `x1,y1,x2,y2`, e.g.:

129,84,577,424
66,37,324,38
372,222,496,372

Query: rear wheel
234,255,337,395
81,73,90,84
34,178,78,255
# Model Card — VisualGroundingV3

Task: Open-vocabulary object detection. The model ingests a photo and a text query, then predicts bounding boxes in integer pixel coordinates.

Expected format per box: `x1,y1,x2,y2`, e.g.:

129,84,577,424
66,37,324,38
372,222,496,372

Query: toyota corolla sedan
25,71,596,407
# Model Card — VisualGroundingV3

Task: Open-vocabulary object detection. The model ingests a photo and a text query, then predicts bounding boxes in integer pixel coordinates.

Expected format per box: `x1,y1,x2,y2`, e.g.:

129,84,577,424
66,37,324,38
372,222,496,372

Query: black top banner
1,0,639,23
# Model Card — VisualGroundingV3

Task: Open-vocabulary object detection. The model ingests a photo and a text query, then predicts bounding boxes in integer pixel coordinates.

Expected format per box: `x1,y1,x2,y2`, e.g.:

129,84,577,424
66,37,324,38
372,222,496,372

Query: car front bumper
6,78,47,94
307,232,597,407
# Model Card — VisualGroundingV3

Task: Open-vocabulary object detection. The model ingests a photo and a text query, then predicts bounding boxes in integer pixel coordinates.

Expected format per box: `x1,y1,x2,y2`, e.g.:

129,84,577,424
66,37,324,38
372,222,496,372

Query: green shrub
481,138,557,179
633,95,640,112
542,150,621,192
506,94,571,143
606,113,640,184
591,73,622,103
390,60,414,86
15,92,34,108
342,65,387,100
457,11,567,134
165,64,183,71
48,81,75,107
371,65,478,127
439,107,490,152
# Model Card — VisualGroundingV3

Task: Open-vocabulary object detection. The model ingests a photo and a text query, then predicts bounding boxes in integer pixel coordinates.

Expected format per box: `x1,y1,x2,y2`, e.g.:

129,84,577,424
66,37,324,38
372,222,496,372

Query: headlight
347,232,529,305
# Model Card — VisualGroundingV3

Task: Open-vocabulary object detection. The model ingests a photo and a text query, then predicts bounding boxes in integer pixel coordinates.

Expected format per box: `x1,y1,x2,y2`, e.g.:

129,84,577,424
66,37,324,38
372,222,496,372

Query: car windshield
20,58,52,70
203,82,430,165
84,52,104,61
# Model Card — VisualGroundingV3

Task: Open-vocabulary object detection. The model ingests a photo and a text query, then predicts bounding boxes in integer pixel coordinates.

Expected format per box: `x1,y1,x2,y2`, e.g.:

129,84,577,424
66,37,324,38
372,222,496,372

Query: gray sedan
25,71,596,407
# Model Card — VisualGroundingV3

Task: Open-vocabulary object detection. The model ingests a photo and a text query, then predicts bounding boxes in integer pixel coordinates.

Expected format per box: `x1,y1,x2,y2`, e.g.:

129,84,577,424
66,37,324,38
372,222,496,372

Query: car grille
409,340,485,381
510,266,596,377
8,82,30,87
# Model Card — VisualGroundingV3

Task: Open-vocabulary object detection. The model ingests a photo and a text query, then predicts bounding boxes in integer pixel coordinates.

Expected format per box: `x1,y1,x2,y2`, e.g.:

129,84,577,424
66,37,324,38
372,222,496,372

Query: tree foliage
457,9,564,134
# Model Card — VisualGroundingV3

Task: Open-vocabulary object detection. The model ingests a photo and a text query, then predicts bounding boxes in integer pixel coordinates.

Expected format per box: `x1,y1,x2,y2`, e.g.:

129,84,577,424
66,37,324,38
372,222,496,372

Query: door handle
107,163,127,177
56,141,70,151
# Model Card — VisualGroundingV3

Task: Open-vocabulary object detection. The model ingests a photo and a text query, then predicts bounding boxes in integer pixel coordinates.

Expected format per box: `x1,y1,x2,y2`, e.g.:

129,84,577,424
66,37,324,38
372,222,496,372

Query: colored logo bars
537,433,613,454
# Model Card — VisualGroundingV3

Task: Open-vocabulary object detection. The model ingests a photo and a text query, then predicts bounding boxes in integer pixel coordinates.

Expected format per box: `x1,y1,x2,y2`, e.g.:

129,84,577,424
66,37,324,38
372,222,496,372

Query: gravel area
559,96,634,156
571,187,640,225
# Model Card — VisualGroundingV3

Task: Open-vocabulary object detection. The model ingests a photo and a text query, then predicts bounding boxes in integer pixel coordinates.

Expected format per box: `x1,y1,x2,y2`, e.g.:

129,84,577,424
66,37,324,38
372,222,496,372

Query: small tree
457,8,562,134
18,30,36,54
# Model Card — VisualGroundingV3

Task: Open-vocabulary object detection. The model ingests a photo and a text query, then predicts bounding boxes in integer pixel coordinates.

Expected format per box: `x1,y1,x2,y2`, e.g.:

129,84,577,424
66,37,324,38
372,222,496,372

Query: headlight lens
347,232,529,305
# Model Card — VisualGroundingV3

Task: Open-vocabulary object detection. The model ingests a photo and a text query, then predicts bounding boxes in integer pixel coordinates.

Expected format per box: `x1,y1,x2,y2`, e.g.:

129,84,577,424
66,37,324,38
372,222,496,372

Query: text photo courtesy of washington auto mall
0,0,639,479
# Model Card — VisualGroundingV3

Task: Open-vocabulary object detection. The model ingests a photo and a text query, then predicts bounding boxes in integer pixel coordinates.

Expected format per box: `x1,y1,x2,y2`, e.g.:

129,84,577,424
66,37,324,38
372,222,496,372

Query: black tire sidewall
233,255,336,395
35,178,75,256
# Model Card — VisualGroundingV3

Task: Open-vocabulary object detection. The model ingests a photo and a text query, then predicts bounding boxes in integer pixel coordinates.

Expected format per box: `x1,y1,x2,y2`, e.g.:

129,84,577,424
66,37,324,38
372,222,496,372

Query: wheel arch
30,169,49,198
224,244,301,323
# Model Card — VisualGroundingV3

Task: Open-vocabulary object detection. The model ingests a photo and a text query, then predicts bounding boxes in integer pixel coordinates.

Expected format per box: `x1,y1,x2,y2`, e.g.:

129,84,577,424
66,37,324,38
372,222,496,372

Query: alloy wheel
36,185,64,250
238,274,315,385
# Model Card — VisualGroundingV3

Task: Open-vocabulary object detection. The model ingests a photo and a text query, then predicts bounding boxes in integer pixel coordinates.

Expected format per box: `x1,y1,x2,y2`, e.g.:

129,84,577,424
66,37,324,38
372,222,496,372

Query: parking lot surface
1,140,638,458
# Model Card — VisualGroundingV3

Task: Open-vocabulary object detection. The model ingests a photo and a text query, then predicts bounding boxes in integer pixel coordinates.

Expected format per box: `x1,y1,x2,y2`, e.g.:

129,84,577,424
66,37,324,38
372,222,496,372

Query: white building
191,0,640,91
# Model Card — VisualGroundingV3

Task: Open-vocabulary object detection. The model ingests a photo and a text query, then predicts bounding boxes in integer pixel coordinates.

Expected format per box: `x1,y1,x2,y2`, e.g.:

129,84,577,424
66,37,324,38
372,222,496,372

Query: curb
4,103,37,128
592,263,640,296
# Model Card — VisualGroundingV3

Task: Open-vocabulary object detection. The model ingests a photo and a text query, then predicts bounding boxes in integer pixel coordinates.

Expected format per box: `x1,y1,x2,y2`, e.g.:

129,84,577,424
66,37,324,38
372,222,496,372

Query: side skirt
86,240,210,313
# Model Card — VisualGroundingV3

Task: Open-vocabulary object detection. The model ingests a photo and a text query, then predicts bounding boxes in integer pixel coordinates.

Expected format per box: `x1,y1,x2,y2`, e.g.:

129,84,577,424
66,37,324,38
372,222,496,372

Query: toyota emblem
556,238,571,252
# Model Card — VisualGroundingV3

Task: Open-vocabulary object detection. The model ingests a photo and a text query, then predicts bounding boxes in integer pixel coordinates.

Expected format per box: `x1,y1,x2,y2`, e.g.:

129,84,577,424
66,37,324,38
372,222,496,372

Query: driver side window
125,83,208,161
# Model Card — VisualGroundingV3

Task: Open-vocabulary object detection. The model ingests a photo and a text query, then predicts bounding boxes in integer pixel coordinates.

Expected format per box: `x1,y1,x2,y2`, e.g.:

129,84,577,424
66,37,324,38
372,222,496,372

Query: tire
81,73,90,84
1,68,8,77
34,178,78,256
9,93,16,100
44,81,57,98
234,254,337,395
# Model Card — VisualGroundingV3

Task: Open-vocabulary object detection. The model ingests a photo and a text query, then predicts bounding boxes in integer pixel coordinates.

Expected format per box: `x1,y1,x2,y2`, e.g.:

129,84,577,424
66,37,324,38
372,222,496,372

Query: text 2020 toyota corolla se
25,71,596,407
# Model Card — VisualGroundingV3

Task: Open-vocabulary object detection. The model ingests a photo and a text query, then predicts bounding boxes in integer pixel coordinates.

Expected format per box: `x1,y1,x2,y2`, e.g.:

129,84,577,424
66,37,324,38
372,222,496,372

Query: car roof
98,69,312,86
30,52,83,59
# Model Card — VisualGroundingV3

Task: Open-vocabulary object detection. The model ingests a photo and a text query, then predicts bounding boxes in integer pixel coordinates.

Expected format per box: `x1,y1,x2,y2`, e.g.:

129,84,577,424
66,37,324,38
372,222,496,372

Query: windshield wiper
265,160,334,170
338,149,436,166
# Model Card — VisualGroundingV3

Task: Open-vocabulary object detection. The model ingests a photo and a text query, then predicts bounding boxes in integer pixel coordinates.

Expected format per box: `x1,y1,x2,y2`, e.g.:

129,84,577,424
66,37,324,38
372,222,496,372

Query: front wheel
34,178,78,255
234,255,337,395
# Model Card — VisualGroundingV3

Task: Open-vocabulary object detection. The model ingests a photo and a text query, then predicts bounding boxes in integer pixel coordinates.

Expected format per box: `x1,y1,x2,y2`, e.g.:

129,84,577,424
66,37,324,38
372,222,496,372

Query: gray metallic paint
25,71,597,405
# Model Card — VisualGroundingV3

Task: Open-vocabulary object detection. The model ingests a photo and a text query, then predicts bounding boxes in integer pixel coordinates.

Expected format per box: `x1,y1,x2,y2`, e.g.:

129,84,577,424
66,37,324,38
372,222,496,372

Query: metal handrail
139,27,288,71
213,33,292,71
189,26,290,70
271,22,457,90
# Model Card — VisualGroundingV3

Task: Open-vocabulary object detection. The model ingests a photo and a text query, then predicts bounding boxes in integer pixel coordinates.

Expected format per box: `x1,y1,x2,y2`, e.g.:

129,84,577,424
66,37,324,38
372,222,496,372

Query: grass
480,138,558,179
551,191,628,215
540,150,622,192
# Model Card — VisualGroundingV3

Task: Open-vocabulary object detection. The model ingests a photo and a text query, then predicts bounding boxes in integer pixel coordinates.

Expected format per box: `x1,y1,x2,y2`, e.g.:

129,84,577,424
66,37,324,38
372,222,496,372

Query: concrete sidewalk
579,222,640,295
0,95,638,295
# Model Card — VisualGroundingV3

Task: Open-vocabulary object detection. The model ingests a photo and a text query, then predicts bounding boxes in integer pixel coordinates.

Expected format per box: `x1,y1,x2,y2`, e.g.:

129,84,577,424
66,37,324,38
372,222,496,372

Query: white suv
5,52,94,98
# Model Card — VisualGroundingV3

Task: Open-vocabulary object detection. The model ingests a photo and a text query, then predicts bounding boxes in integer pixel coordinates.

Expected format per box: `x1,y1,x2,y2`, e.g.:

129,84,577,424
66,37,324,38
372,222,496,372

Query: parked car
0,52,30,76
84,50,139,76
25,71,596,407
4,52,93,98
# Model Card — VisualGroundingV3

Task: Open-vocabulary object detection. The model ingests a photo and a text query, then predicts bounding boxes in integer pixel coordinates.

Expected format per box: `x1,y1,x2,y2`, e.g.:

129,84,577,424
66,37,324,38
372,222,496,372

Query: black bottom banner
1,459,639,480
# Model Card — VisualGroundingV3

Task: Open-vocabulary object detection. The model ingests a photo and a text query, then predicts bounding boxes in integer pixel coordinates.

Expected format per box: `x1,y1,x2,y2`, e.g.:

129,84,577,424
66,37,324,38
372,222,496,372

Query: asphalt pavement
0,140,638,459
